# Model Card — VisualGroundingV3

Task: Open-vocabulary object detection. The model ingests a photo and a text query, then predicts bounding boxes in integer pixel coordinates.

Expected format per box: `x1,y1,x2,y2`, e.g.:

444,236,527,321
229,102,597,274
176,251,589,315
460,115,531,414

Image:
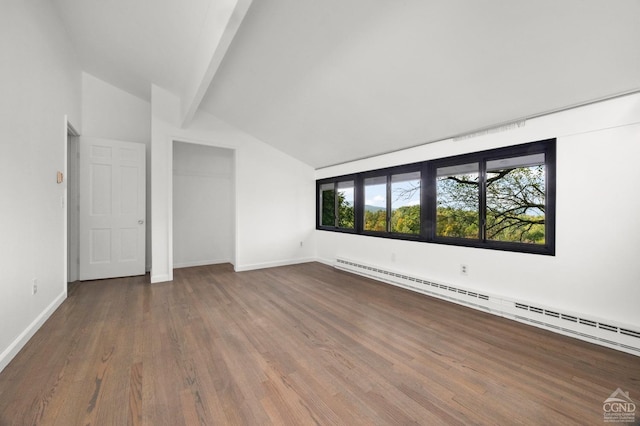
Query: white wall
81,72,152,269
151,85,316,282
173,142,234,268
316,94,640,330
82,73,151,144
0,1,81,372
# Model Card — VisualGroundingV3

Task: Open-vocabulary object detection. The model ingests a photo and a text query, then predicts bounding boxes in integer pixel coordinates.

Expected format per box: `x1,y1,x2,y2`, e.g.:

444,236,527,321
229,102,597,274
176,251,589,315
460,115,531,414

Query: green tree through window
364,176,387,231
391,172,421,235
320,181,355,229
435,155,546,243
320,183,335,227
486,155,545,243
436,164,479,239
337,182,355,229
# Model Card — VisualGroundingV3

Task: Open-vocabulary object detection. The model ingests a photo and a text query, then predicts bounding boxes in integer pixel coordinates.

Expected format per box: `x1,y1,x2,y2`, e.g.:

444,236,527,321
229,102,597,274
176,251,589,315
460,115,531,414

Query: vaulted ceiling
52,0,640,168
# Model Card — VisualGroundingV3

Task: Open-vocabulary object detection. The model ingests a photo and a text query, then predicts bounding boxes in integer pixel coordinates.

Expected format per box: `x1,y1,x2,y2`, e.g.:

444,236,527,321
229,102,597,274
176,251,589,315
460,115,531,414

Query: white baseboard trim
173,259,231,269
315,256,335,267
0,291,67,374
234,257,316,272
150,273,171,283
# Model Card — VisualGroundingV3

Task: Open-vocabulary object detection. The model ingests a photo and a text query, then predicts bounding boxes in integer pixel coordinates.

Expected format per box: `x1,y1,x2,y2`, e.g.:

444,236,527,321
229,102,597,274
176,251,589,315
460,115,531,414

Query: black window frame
317,175,358,232
316,139,556,255
359,164,424,238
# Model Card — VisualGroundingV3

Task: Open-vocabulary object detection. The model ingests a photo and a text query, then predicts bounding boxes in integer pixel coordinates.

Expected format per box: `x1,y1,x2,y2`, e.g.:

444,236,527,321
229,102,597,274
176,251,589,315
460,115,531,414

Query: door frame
65,119,80,289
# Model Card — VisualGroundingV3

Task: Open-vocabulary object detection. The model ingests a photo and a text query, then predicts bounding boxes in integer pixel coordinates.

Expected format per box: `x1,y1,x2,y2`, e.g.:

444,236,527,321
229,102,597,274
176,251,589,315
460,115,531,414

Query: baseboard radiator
335,258,640,356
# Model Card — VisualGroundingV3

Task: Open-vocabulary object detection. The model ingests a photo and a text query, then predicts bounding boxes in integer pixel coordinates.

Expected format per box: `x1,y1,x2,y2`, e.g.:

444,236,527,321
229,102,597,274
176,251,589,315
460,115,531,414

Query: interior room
1,0,639,424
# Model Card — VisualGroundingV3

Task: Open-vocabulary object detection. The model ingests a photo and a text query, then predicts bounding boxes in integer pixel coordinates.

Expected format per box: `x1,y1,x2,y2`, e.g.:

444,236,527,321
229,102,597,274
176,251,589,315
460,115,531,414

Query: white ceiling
52,0,213,99
52,0,640,168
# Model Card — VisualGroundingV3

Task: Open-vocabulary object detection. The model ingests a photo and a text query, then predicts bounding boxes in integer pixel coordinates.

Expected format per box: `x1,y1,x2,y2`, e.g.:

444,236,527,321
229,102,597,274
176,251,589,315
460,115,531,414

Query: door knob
138,220,144,224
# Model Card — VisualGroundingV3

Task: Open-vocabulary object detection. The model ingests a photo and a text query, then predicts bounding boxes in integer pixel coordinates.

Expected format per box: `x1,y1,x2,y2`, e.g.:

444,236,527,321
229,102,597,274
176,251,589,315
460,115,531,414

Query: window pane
320,183,335,227
364,176,387,231
391,171,420,234
337,181,355,229
486,154,545,243
436,163,479,239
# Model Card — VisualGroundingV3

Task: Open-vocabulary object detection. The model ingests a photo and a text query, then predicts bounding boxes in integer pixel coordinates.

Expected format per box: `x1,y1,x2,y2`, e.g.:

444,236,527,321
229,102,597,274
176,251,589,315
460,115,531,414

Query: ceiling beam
181,0,253,128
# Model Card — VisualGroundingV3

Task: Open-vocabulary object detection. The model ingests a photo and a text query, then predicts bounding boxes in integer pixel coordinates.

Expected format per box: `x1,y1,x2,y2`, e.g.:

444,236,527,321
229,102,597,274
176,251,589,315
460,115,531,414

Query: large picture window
317,139,555,255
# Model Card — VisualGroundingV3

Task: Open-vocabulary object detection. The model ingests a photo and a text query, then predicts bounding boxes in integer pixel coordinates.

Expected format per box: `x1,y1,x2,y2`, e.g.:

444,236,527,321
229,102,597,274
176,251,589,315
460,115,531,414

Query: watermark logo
603,388,636,423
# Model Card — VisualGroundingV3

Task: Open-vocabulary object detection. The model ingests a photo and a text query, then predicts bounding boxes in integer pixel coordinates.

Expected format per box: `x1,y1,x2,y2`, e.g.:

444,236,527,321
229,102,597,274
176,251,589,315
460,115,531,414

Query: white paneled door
79,138,146,280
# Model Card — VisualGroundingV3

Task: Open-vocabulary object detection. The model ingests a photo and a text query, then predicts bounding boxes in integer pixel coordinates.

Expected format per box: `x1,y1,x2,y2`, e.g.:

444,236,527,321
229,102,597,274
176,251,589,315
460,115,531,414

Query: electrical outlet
460,264,468,275
32,279,38,295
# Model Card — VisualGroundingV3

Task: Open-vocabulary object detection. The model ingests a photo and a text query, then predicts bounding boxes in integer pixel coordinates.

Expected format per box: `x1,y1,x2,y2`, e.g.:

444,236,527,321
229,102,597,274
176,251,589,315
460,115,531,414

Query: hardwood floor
1,262,638,425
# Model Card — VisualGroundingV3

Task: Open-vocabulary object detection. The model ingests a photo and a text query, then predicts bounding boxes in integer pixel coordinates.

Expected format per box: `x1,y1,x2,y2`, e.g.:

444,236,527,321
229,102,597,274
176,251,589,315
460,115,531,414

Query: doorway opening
66,122,79,284
172,141,236,269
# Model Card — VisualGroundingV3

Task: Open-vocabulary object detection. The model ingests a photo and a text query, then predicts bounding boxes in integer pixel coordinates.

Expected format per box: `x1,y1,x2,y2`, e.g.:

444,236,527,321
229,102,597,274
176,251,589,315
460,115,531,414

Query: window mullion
479,160,487,241
422,163,432,240
386,175,392,233
355,175,363,233
333,182,339,228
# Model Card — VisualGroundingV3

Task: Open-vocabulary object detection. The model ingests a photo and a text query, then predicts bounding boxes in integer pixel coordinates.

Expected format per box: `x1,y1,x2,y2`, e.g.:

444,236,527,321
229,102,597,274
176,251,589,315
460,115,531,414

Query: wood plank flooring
0,262,638,425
